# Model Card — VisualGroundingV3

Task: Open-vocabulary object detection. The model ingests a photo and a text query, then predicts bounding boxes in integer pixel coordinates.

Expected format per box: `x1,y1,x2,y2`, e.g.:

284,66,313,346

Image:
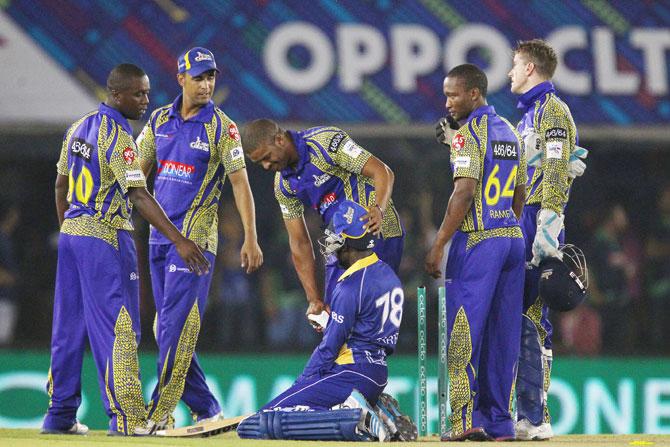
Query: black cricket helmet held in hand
538,244,588,312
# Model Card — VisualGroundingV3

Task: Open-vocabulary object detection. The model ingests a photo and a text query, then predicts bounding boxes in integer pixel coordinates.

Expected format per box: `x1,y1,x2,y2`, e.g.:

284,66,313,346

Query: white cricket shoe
515,418,553,440
41,420,89,435
197,411,225,424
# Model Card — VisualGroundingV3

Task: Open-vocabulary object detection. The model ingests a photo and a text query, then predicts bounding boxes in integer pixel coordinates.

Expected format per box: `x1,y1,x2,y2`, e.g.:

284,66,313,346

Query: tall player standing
508,39,587,440
136,47,263,432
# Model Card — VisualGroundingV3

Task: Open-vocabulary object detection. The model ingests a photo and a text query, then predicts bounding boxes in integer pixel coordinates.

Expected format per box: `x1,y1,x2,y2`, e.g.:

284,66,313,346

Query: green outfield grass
1,431,670,446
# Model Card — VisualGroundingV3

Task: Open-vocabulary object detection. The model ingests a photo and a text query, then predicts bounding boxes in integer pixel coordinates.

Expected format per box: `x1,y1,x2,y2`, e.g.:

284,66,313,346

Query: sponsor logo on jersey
491,141,519,160
168,263,192,273
342,140,362,158
189,136,209,151
546,141,564,159
331,311,344,324
126,169,144,182
545,127,567,140
452,133,465,151
319,192,338,214
453,156,471,168
71,138,92,161
313,173,331,186
194,51,213,62
328,132,346,152
228,123,241,142
129,272,138,281
230,146,244,161
122,147,136,165
157,159,196,181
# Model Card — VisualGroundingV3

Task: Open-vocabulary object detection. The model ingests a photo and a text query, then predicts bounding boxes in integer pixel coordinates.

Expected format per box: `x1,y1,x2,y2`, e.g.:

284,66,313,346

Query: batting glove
531,209,564,267
568,146,589,178
522,129,543,167
435,116,460,147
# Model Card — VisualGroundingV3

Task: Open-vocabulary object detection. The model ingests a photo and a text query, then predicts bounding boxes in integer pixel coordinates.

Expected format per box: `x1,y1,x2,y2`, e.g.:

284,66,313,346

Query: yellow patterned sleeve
136,118,156,168
274,172,304,220
57,132,70,175
109,128,146,193
514,128,527,187
539,98,573,214
450,126,481,180
218,117,246,175
329,129,372,175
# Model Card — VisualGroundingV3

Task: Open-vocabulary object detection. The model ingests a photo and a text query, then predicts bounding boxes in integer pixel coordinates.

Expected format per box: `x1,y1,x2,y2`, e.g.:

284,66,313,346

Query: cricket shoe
196,411,224,424
375,393,418,441
515,418,553,440
441,426,491,442
347,389,390,442
41,420,89,435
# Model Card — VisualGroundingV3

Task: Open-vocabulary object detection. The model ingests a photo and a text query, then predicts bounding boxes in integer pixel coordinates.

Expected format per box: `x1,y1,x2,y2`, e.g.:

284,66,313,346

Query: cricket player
42,64,209,436
241,119,403,323
136,47,263,432
426,63,527,441
238,200,416,442
508,39,587,441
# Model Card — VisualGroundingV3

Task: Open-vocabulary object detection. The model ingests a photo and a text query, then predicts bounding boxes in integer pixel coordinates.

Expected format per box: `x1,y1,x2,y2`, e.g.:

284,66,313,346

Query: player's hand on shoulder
241,240,263,274
175,238,210,276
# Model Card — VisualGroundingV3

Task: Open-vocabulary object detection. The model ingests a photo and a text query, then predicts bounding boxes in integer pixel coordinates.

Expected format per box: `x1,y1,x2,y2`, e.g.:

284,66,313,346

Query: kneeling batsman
238,200,416,442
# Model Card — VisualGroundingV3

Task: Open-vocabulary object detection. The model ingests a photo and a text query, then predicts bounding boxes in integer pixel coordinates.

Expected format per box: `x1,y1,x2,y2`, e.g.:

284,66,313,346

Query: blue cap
327,200,376,251
177,47,219,76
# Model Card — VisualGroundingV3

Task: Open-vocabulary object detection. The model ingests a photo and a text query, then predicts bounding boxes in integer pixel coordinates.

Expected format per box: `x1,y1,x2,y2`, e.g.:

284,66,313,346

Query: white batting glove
522,129,543,167
531,209,564,267
568,146,589,178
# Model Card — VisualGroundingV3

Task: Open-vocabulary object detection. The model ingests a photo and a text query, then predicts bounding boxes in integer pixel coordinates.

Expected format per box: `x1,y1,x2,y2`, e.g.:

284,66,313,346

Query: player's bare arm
360,155,394,236
513,184,526,220
228,168,263,273
425,177,476,279
127,186,210,276
284,216,327,316
54,174,69,227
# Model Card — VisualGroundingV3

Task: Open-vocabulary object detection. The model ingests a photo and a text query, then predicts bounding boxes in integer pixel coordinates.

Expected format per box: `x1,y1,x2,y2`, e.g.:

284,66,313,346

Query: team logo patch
230,146,244,161
194,51,213,62
123,147,136,165
328,132,346,152
71,138,92,162
452,133,465,151
491,141,519,160
189,136,209,151
545,127,567,140
313,173,331,186
228,123,241,141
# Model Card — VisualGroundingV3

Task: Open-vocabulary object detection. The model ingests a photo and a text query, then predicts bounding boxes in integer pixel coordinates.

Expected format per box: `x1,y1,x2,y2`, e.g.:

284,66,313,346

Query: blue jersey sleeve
300,280,358,379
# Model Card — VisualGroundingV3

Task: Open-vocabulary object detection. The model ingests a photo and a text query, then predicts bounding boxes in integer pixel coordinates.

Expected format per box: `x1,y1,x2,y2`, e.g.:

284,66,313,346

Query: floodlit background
0,0,668,434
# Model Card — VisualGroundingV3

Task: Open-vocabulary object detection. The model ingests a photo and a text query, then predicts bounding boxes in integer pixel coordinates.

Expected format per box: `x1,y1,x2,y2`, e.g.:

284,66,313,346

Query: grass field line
1,431,670,446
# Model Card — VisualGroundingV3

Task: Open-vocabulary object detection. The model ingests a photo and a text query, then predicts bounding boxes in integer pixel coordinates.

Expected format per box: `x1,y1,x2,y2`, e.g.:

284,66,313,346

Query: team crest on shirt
189,136,209,151
123,147,136,165
452,133,465,151
228,123,241,141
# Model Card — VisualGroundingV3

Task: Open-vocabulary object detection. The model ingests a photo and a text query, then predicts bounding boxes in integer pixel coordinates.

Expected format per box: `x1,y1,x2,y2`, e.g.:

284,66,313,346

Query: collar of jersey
467,104,496,122
517,81,555,110
338,253,379,282
99,103,132,135
168,94,215,123
281,130,309,178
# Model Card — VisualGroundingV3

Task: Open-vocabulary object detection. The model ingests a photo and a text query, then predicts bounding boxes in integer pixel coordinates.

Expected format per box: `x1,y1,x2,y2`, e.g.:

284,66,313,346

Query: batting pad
237,408,367,441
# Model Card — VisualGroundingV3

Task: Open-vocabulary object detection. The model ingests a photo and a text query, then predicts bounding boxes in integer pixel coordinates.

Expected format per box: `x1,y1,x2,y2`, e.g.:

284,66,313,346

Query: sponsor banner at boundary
0,352,669,434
